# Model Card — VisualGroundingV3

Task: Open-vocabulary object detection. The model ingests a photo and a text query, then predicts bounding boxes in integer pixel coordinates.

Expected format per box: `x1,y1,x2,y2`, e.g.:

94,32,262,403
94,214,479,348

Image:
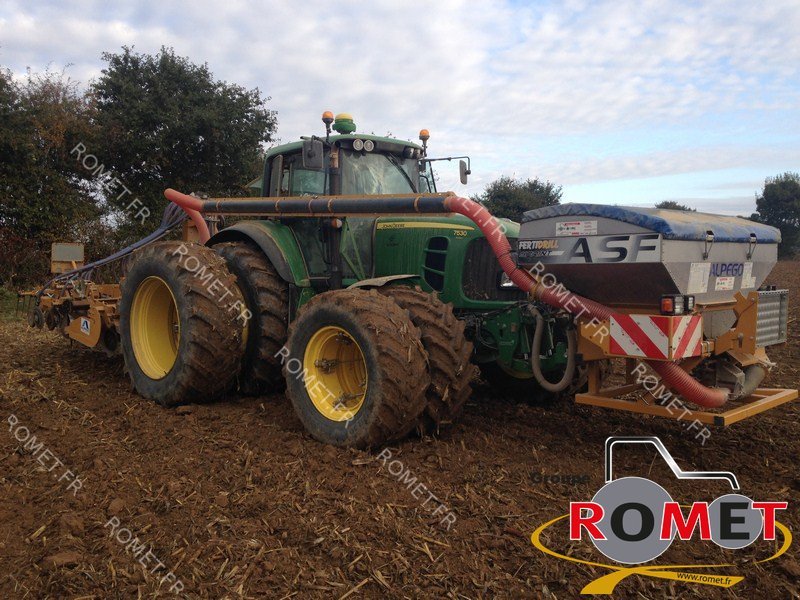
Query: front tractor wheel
284,289,429,447
120,241,246,407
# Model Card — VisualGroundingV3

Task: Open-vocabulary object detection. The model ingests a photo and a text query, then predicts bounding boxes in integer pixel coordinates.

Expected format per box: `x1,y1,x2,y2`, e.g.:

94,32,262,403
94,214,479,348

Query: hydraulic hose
529,307,577,392
164,188,730,407
163,189,210,243
738,364,767,400
36,203,188,298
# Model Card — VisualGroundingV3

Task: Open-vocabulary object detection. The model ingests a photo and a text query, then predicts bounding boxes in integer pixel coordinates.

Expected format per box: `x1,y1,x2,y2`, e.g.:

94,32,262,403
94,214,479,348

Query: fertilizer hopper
517,204,780,308
517,203,794,426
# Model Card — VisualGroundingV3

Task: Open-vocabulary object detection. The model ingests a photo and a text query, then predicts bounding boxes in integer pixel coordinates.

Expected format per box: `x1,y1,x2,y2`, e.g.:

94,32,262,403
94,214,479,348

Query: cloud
1,0,798,212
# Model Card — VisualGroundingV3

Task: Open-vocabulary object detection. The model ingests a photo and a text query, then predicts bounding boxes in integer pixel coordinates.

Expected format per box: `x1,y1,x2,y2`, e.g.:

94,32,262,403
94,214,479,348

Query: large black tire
284,289,429,448
214,241,289,395
119,241,245,407
378,286,477,430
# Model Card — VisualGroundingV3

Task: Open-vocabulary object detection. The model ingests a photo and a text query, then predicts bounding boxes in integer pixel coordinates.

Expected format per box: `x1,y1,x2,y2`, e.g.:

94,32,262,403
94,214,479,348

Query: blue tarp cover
522,203,780,243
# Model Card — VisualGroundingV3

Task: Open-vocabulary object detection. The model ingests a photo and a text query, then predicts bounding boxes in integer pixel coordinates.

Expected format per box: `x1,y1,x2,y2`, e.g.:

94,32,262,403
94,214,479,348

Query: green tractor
121,113,574,447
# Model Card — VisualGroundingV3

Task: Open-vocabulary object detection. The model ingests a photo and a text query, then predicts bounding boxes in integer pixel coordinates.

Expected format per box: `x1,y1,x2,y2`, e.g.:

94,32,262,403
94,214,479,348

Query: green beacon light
332,113,356,134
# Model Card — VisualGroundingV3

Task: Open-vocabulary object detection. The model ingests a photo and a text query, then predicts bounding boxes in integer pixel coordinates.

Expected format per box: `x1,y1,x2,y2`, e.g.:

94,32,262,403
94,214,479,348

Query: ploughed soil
0,261,798,599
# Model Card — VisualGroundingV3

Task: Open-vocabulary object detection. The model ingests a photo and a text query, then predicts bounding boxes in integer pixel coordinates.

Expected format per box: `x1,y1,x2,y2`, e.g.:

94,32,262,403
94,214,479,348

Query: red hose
443,195,728,408
164,189,211,243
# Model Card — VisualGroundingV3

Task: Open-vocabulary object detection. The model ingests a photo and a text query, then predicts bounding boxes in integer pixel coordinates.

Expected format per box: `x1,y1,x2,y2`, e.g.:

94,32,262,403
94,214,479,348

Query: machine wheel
28,306,44,329
284,289,429,447
119,241,246,407
378,285,477,431
215,241,289,395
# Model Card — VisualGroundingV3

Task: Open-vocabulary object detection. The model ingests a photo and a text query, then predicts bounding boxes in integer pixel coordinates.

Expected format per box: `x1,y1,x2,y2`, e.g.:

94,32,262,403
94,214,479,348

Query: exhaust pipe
165,188,729,407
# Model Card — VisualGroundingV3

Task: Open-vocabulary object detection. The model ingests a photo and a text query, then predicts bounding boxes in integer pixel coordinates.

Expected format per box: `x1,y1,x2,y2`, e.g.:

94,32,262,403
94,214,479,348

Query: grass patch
0,287,24,322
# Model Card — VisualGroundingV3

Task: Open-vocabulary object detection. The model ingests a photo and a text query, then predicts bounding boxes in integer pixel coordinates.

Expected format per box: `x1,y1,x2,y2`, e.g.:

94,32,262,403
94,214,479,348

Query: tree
90,46,277,240
0,67,102,285
655,200,695,211
750,172,800,258
475,176,562,222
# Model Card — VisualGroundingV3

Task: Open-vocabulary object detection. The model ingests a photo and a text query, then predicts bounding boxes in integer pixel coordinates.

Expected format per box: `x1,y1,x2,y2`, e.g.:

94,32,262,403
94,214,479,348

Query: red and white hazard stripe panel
670,314,703,359
609,314,702,360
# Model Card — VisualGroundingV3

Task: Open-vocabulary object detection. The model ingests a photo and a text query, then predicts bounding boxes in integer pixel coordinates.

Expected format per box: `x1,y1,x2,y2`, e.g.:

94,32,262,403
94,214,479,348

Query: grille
756,289,788,347
462,238,527,301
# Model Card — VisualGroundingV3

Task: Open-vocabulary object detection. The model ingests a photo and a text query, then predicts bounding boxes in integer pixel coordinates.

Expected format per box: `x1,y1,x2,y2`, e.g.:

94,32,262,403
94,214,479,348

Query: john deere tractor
115,113,573,447
33,111,795,446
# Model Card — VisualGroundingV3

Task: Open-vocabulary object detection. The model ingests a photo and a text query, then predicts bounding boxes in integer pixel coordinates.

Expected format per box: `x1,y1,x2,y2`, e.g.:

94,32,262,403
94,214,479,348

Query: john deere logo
531,436,791,594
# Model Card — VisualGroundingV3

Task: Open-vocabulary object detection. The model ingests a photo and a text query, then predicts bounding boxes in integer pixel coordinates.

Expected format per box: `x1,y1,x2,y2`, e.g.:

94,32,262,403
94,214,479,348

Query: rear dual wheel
214,242,289,394
120,241,246,406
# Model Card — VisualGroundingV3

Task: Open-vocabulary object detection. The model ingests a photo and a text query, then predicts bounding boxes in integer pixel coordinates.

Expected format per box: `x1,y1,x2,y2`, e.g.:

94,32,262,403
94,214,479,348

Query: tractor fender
208,220,310,286
348,274,418,289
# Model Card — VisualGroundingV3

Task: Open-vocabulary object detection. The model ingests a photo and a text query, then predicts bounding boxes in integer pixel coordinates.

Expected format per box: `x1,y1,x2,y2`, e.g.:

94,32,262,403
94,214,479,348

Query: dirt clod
42,551,82,570
58,513,84,535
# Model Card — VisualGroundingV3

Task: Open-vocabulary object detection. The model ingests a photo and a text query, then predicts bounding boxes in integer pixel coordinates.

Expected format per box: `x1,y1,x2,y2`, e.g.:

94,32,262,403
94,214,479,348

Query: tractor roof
264,134,422,161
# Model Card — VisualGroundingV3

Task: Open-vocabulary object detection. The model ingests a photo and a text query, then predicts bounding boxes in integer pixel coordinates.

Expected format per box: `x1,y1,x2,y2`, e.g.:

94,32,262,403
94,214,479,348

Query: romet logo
531,437,791,594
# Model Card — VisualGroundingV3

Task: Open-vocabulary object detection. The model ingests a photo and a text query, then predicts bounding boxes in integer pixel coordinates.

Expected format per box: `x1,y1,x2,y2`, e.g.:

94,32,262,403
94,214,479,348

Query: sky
2,0,798,215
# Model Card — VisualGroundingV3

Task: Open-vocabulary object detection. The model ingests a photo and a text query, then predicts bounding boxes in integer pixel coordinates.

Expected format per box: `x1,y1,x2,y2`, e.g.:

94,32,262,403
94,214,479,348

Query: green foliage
90,46,277,241
0,68,102,285
0,287,17,320
750,172,800,258
655,200,695,211
475,176,562,222
0,48,278,286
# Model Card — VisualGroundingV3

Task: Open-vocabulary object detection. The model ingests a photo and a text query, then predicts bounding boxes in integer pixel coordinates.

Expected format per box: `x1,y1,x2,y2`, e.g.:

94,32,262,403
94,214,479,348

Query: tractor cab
260,113,470,198
248,113,477,293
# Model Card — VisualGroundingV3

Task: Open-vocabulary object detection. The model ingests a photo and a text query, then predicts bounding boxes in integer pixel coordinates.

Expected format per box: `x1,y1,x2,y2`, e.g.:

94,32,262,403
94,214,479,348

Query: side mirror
459,159,471,185
302,139,324,170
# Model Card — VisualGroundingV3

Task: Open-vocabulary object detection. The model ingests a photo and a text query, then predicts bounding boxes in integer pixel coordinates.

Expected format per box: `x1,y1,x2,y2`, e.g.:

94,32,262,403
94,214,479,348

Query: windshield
341,149,417,195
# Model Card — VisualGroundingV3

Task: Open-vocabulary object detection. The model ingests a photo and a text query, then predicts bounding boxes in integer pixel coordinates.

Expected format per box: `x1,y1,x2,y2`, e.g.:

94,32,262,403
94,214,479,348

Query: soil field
0,262,798,599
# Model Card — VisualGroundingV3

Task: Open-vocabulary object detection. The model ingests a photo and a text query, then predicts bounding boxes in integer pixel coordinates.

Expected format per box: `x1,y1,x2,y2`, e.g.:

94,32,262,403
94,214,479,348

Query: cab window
270,152,328,196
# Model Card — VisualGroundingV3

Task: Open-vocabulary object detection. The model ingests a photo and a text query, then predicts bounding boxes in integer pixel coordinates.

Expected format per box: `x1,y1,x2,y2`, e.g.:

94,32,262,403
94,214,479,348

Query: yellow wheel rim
130,276,180,380
303,326,367,422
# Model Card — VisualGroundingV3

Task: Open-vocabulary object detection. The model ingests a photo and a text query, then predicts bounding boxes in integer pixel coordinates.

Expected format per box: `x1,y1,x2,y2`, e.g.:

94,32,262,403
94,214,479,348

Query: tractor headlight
363,139,375,152
352,139,364,151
